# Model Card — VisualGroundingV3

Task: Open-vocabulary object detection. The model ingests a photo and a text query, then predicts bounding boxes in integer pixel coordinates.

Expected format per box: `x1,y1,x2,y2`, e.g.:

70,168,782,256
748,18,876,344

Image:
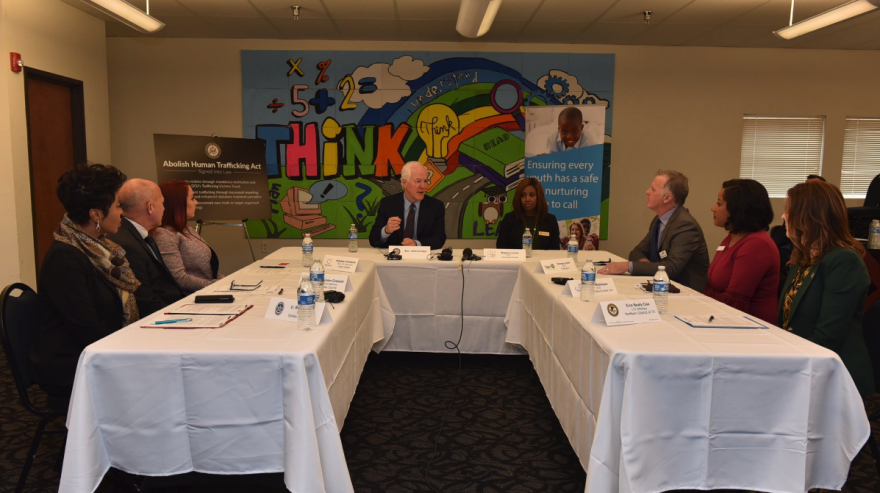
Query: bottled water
523,227,532,258
310,260,325,303
297,278,316,331
653,265,669,315
580,259,595,302
568,238,578,266
301,233,313,267
348,224,358,253
870,220,880,250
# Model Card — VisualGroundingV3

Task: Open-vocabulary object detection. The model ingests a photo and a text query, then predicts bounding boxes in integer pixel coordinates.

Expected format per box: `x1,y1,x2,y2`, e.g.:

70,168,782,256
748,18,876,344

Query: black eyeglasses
229,280,263,291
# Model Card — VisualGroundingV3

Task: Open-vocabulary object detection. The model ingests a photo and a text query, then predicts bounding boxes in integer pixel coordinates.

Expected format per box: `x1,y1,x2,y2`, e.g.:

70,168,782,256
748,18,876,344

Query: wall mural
241,51,615,244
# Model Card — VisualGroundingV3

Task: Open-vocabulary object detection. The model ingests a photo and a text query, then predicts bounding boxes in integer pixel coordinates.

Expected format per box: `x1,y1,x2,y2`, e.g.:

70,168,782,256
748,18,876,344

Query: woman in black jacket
29,163,138,403
495,178,561,250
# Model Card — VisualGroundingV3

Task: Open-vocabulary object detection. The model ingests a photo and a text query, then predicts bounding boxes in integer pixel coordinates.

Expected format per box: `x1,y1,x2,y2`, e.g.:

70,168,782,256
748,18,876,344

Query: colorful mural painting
241,51,614,244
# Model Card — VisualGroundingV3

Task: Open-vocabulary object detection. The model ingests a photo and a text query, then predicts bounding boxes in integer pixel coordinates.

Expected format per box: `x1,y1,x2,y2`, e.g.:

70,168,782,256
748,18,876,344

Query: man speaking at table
599,169,710,291
108,178,184,317
369,161,447,250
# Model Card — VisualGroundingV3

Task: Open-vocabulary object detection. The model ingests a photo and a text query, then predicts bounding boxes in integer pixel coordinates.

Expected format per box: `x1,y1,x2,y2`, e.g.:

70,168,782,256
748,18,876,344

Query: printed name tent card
596,299,662,326
483,249,526,261
264,297,331,326
539,258,578,275
393,245,431,259
323,255,359,273
562,278,619,297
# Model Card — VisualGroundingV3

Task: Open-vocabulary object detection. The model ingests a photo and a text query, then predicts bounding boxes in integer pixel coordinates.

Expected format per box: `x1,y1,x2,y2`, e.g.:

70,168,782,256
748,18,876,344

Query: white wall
0,0,111,287
105,39,880,273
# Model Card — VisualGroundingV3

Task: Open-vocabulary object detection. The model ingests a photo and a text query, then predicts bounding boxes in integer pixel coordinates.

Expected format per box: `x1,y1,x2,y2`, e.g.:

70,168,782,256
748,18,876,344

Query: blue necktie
650,219,661,262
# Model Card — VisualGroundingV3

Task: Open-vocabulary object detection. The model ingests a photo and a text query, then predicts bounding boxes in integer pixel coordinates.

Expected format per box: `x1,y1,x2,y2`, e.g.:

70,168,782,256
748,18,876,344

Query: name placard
539,258,578,275
264,297,331,326
324,274,353,292
596,299,661,326
391,245,431,259
483,249,526,261
561,278,618,297
323,255,359,273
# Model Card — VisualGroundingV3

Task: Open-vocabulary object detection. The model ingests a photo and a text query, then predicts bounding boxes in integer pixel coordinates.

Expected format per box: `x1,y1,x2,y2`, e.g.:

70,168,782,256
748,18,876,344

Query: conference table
59,247,869,493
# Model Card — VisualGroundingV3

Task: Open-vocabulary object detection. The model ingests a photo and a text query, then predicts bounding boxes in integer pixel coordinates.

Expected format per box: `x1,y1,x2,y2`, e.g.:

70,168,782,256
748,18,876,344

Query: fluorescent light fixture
80,0,165,33
456,0,503,38
774,0,879,40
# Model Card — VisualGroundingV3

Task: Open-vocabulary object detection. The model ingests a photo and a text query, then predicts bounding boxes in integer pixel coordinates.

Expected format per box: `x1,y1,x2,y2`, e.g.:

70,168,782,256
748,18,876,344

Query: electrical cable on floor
423,259,470,492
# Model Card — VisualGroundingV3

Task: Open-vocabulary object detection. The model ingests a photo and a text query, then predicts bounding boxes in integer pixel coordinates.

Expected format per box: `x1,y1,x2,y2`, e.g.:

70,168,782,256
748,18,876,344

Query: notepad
165,304,253,316
674,315,766,329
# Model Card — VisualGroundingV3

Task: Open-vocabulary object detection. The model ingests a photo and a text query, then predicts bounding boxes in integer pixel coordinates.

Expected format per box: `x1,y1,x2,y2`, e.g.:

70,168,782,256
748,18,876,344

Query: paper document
141,315,239,329
165,304,252,316
674,315,766,329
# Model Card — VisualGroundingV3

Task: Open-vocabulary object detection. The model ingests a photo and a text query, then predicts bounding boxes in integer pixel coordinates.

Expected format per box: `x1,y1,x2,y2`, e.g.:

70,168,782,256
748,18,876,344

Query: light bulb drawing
416,103,460,172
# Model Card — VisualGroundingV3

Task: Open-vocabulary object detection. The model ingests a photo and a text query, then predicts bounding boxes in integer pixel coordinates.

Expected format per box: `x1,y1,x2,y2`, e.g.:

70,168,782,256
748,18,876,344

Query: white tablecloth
505,263,870,493
60,259,394,493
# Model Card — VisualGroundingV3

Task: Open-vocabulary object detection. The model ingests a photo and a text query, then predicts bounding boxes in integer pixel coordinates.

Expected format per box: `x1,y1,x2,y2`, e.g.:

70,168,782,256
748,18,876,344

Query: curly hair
720,179,774,234
56,163,127,225
786,180,864,266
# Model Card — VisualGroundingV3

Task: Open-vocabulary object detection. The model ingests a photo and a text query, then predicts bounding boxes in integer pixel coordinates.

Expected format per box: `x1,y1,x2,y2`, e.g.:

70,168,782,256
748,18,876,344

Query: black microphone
439,247,453,261
461,247,481,261
386,248,402,260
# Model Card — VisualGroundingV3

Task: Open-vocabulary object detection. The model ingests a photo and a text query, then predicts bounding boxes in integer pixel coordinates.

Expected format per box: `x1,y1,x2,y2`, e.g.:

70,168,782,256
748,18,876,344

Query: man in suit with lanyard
599,169,710,291
108,178,184,317
369,161,447,250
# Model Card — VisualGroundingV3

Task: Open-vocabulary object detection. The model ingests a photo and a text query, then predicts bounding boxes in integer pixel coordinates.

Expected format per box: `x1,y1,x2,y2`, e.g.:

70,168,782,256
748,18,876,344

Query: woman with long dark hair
779,180,874,395
29,163,137,403
495,178,560,250
152,181,223,294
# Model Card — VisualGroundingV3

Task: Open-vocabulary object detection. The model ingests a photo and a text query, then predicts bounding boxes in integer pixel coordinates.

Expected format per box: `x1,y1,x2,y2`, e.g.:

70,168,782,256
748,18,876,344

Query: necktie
145,235,163,264
650,219,661,262
404,203,416,240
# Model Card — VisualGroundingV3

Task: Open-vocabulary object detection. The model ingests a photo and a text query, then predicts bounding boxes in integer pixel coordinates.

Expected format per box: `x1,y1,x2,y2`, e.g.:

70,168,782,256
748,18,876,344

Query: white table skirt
60,259,394,493
505,263,870,493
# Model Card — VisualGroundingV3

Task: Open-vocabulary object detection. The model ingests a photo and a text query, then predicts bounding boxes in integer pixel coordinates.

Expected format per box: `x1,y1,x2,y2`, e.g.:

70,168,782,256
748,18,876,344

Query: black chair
848,173,880,239
863,298,880,479
0,283,67,493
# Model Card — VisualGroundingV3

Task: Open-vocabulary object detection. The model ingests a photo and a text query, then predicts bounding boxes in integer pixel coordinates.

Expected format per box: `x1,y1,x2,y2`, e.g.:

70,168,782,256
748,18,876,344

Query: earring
96,222,101,233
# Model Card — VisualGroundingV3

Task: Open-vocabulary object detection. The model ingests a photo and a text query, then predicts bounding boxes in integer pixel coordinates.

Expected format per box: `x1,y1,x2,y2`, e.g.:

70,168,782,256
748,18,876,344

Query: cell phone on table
194,294,235,303
551,277,573,285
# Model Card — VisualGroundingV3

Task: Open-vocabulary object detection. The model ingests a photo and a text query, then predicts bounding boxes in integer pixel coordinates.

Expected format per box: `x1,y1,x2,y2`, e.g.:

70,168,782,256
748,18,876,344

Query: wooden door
24,68,87,275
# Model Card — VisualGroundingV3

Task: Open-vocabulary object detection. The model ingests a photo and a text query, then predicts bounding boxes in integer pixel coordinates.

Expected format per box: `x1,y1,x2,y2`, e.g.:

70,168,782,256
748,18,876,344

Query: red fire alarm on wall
10,53,22,73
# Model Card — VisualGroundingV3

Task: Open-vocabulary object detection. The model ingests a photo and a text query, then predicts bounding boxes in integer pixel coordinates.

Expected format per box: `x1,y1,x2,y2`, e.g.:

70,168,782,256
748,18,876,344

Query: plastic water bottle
310,260,325,303
870,220,880,250
301,233,313,267
348,224,358,253
580,259,595,302
297,278,316,331
653,265,669,315
568,238,578,266
523,227,532,258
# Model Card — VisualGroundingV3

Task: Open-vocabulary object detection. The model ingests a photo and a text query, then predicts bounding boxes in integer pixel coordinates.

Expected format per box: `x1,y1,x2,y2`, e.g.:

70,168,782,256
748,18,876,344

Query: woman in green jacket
779,180,875,396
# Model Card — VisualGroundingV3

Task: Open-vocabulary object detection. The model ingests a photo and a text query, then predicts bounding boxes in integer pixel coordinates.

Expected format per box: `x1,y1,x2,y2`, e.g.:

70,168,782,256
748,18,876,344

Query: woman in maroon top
704,179,780,324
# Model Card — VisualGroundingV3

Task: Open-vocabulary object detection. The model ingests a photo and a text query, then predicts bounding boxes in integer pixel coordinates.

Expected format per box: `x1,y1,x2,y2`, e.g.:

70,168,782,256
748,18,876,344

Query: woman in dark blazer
779,180,874,395
29,163,138,402
496,178,560,250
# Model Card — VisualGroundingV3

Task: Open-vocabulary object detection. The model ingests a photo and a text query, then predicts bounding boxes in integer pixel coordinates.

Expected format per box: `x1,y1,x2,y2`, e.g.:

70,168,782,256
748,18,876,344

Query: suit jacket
369,193,447,250
107,217,184,317
153,226,222,294
629,206,710,291
28,242,124,394
778,248,875,396
495,212,561,250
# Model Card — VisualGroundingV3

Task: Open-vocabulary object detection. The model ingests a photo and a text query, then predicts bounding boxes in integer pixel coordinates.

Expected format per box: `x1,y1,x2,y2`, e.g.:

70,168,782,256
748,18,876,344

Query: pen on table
708,315,715,323
155,319,191,325
260,265,285,269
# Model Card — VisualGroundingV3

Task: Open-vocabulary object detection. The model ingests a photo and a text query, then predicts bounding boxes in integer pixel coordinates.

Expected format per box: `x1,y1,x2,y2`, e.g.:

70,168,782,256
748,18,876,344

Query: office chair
0,283,67,493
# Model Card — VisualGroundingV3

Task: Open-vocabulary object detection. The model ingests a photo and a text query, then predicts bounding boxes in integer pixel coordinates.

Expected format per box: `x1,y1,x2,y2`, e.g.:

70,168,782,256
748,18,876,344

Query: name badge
595,299,662,326
659,250,668,259
538,231,550,236
716,246,725,252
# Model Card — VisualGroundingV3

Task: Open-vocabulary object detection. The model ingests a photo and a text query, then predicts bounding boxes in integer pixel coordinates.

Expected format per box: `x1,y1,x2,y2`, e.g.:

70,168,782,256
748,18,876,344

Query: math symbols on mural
423,160,445,193
267,98,284,113
315,60,331,85
287,58,304,77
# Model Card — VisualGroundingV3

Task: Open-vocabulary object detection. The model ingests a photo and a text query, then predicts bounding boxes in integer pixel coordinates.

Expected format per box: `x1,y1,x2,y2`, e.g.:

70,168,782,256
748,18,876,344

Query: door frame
23,67,88,274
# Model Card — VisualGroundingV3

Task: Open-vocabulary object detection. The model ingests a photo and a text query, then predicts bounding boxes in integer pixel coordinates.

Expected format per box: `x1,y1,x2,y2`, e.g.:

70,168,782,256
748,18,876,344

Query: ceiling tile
333,19,400,40
323,0,397,20
682,24,775,47
794,27,880,49
517,21,593,44
730,0,845,27
494,0,543,22
598,0,696,24
107,14,223,38
476,21,529,43
137,0,193,17
396,0,460,20
269,18,343,39
575,22,651,44
204,16,284,38
249,0,330,19
177,0,262,17
630,24,717,46
664,0,770,25
531,0,618,24
398,20,462,42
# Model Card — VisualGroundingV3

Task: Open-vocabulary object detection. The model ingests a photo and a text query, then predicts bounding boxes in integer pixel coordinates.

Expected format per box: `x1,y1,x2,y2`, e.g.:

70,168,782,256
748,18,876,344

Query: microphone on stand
461,248,481,261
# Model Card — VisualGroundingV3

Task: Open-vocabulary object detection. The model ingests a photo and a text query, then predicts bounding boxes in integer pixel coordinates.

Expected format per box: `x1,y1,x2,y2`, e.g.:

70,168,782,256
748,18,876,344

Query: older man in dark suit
108,178,183,317
599,169,710,291
369,161,446,250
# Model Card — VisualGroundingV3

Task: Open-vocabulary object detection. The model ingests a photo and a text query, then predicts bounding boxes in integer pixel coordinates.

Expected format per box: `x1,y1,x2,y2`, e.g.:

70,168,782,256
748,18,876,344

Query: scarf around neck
54,215,140,325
